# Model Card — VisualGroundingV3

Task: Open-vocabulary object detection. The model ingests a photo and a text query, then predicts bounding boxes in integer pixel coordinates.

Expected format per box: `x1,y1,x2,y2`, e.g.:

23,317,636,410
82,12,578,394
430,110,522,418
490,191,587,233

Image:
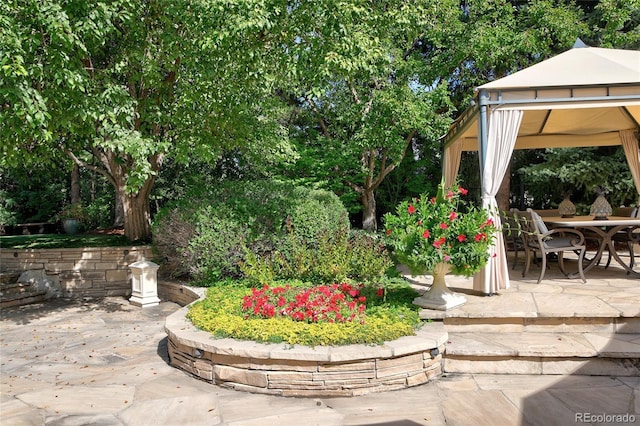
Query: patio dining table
543,215,640,277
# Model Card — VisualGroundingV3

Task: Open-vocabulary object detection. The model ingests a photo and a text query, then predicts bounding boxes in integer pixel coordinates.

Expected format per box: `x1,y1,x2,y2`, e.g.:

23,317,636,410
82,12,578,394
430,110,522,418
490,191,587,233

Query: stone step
443,331,640,377
0,272,21,284
0,280,48,309
0,292,48,309
440,316,640,334
0,281,36,296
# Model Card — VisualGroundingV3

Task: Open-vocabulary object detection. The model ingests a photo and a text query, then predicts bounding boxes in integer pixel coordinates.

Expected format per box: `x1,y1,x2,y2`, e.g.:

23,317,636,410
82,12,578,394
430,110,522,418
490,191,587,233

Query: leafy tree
0,0,289,241
268,0,458,230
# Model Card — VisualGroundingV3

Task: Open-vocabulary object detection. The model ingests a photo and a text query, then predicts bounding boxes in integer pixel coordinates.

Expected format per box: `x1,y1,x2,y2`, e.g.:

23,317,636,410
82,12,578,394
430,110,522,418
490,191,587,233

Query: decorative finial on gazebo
573,38,589,48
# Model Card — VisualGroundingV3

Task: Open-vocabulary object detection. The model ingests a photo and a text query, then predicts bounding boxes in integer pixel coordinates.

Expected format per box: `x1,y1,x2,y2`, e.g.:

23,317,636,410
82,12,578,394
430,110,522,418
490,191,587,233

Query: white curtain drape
473,109,523,294
444,140,464,187
620,130,640,204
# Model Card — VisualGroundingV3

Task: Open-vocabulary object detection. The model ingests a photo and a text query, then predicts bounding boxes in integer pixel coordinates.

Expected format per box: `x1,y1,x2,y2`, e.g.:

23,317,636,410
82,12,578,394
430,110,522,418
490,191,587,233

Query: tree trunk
70,164,81,204
113,192,125,228
65,147,158,241
361,190,377,231
117,185,152,241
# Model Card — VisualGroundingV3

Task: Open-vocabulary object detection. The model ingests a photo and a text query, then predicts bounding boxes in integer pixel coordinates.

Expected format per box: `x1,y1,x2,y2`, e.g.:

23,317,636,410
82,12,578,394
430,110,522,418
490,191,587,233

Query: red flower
407,205,416,215
242,283,367,324
457,234,467,242
430,197,436,204
458,186,468,195
449,211,457,221
480,218,494,229
474,233,487,242
376,288,385,298
446,190,455,199
422,229,430,239
433,237,446,248
386,228,392,235
439,222,448,229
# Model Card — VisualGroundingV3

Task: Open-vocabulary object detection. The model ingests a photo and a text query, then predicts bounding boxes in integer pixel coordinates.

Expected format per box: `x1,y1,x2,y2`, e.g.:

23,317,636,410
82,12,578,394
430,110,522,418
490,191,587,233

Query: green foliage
84,195,114,229
587,0,640,48
0,188,17,227
55,203,87,221
152,203,249,281
1,0,293,240
186,280,421,346
241,226,393,285
288,188,350,244
0,165,67,223
516,147,636,210
348,231,395,281
152,180,350,280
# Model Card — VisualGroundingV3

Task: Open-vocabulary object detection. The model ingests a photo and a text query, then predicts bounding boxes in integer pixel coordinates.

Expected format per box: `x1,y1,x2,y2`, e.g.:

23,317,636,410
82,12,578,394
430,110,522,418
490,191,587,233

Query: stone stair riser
442,317,640,334
444,356,640,377
0,277,48,308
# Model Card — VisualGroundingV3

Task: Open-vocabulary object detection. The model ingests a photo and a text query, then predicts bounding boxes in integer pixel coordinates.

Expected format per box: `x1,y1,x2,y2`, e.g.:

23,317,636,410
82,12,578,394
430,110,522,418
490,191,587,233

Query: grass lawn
0,233,138,249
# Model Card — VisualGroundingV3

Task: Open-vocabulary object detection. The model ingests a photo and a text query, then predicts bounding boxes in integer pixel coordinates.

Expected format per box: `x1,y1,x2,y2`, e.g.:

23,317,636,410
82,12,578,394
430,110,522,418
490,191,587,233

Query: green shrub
187,205,249,281
152,180,349,281
84,195,113,229
0,189,17,228
241,227,393,285
348,230,394,281
288,188,350,244
153,203,248,280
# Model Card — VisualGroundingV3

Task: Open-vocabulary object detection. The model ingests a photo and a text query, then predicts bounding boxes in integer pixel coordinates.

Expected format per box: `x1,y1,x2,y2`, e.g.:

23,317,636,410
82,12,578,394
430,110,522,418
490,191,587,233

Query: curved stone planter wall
157,281,204,306
165,297,448,397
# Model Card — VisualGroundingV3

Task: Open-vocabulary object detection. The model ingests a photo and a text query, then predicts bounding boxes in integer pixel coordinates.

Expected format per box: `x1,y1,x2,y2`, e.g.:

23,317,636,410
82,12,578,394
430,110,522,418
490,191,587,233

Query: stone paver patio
1,254,639,425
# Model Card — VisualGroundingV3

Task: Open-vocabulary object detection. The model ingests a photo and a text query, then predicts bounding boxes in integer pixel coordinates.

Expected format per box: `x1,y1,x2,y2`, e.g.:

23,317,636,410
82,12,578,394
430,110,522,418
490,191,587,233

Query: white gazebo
443,41,640,295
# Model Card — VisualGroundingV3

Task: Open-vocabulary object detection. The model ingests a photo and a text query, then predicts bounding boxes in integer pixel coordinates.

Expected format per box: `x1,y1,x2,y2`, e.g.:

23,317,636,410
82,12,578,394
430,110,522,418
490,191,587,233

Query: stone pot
412,262,466,311
62,218,80,235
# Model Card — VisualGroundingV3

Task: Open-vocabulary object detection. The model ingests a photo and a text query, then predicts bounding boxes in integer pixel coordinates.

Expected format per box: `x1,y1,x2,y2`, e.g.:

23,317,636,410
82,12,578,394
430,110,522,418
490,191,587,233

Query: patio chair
500,209,524,270
517,209,587,284
602,206,639,272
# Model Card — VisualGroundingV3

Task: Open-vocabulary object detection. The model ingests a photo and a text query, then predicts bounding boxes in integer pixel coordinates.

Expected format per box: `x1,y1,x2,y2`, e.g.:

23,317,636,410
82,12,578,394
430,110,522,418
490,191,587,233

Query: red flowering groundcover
242,283,367,323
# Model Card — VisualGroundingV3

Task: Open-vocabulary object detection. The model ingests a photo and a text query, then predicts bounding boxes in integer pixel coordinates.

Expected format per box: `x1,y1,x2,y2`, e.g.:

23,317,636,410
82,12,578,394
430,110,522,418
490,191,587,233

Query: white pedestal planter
128,260,160,307
412,262,466,311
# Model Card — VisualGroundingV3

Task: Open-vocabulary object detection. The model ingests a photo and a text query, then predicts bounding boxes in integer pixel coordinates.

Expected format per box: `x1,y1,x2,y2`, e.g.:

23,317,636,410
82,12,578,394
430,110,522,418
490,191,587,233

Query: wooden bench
15,222,52,235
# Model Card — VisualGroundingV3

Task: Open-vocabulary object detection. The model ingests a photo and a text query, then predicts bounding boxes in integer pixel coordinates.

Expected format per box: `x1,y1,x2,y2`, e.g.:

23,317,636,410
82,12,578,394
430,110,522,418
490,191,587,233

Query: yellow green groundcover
187,280,423,346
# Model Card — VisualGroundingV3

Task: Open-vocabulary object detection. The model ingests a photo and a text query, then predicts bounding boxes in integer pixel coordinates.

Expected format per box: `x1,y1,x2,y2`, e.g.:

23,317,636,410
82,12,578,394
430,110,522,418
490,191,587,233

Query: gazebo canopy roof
445,44,640,151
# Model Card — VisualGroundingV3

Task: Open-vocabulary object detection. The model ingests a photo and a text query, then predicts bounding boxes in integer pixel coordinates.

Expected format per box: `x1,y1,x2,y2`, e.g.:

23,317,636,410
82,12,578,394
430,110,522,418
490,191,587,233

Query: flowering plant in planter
383,183,498,277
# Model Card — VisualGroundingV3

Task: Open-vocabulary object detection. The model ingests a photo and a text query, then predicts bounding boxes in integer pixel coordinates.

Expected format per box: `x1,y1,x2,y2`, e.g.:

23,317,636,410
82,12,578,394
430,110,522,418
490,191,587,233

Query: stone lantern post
128,260,161,307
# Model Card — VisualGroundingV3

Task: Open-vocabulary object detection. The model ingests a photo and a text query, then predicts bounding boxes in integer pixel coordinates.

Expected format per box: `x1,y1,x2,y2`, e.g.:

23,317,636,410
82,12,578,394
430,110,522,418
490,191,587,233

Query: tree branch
369,130,417,191
343,179,364,195
305,96,331,138
403,34,424,60
347,80,360,104
64,147,116,187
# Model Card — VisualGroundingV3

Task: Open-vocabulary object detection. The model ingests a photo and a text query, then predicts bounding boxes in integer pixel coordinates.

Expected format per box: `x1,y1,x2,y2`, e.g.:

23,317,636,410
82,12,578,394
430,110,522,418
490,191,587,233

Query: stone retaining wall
0,246,153,298
165,303,448,397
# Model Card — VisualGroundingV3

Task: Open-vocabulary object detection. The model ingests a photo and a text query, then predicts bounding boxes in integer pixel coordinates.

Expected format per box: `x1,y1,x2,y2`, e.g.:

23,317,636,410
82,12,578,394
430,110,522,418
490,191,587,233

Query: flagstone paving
1,258,639,425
